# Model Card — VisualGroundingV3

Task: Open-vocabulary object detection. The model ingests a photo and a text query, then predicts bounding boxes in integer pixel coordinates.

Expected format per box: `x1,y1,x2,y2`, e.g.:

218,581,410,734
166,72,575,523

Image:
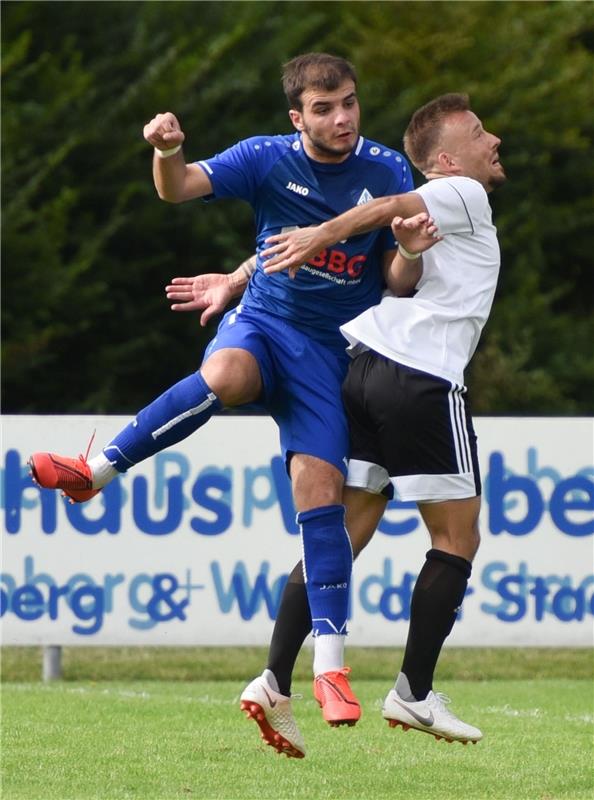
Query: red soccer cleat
313,667,361,727
29,451,100,504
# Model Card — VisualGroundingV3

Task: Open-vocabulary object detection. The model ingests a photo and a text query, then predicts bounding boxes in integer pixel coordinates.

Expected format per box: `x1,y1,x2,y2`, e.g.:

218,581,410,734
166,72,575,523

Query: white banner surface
2,415,593,647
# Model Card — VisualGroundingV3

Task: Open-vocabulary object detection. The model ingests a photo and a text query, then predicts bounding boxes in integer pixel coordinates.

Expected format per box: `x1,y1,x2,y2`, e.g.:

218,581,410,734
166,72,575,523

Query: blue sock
103,371,222,472
298,504,352,637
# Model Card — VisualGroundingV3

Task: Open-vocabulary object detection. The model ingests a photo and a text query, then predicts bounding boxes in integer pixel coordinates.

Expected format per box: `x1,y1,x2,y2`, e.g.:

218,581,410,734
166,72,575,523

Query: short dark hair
404,93,470,172
282,53,357,110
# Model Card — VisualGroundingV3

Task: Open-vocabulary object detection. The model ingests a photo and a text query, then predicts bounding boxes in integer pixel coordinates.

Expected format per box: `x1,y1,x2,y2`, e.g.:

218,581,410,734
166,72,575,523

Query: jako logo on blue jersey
286,181,309,196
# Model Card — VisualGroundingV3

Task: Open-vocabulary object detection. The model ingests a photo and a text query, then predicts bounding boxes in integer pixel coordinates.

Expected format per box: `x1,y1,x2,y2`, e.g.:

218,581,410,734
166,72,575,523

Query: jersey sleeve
196,137,263,203
415,177,488,236
398,158,415,194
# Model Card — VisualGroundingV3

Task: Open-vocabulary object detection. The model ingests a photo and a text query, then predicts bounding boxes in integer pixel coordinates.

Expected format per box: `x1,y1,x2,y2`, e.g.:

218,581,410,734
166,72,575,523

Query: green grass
1,649,593,800
2,646,593,682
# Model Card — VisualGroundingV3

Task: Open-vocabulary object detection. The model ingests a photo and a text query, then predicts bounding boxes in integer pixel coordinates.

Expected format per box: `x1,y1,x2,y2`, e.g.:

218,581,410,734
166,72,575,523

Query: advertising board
2,415,593,647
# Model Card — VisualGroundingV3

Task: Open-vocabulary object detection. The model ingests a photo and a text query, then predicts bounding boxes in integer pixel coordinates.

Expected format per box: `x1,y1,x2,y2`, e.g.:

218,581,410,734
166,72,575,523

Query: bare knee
343,486,387,559
429,523,480,562
419,497,481,562
456,524,480,561
201,348,262,406
290,454,344,512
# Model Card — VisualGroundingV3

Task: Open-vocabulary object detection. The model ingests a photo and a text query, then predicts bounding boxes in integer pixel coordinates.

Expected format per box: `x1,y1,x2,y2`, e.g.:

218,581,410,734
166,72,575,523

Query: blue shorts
203,305,350,476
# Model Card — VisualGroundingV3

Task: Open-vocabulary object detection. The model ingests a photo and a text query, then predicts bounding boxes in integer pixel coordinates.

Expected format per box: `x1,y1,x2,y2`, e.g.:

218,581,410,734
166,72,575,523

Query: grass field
1,647,593,800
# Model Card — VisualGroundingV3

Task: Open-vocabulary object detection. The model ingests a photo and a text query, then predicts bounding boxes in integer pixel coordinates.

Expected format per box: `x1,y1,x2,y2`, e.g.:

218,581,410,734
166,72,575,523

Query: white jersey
340,176,500,384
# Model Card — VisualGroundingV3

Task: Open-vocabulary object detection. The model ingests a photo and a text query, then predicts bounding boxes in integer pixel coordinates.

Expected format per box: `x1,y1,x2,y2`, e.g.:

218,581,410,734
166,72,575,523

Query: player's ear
289,109,304,132
436,150,455,170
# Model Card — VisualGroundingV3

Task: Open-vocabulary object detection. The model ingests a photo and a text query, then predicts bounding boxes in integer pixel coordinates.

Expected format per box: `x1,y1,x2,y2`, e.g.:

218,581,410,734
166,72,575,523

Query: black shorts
342,349,481,502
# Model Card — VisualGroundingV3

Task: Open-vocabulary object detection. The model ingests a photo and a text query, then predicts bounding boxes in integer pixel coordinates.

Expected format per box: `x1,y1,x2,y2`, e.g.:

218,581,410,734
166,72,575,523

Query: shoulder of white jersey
418,175,488,207
443,175,486,191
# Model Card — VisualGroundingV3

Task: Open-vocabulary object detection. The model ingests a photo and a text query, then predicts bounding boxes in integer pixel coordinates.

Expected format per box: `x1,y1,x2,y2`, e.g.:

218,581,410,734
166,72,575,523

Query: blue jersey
198,133,413,352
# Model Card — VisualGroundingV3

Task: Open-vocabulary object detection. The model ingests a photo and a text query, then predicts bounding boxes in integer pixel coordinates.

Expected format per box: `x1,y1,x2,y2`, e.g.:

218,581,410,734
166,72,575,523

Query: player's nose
334,108,353,126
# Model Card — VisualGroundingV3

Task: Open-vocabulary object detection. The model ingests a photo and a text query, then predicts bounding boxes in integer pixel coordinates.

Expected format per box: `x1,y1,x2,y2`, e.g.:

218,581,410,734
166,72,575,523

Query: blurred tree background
2,0,593,414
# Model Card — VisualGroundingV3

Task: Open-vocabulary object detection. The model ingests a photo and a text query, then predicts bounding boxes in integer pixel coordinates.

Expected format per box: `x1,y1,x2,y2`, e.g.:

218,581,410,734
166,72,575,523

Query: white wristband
155,144,182,159
398,244,420,260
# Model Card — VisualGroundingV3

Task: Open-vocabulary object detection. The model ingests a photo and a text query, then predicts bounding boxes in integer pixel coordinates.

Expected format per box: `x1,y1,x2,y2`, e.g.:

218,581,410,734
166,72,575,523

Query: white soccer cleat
382,673,482,744
240,669,306,758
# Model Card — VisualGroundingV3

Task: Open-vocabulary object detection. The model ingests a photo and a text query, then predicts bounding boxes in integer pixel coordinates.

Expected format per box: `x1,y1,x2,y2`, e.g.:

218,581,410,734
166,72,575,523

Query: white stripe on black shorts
342,350,481,502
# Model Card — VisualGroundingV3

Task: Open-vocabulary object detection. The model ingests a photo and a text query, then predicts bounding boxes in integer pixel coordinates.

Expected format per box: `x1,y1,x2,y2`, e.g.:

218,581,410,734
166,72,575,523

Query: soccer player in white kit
262,92,507,745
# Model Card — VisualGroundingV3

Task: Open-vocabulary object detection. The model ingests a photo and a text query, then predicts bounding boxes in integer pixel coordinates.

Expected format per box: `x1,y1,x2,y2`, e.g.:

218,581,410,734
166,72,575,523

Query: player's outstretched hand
165,274,233,327
144,112,185,151
261,226,328,279
392,212,442,255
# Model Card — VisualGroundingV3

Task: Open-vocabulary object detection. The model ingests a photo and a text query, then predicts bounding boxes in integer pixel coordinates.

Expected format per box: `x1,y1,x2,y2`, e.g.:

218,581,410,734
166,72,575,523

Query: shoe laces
78,430,96,464
429,692,460,720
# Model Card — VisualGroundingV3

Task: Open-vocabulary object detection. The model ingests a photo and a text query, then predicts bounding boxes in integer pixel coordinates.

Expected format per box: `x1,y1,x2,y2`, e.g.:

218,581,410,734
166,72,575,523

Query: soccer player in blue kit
28,53,414,757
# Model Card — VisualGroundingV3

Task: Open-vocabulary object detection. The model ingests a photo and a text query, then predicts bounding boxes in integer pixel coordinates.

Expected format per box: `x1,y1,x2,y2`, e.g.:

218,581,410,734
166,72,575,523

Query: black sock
401,548,472,701
266,561,312,696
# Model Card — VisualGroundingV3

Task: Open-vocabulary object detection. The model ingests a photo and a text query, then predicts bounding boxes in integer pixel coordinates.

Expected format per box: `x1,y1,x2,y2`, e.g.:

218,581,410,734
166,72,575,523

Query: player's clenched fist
143,112,185,151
